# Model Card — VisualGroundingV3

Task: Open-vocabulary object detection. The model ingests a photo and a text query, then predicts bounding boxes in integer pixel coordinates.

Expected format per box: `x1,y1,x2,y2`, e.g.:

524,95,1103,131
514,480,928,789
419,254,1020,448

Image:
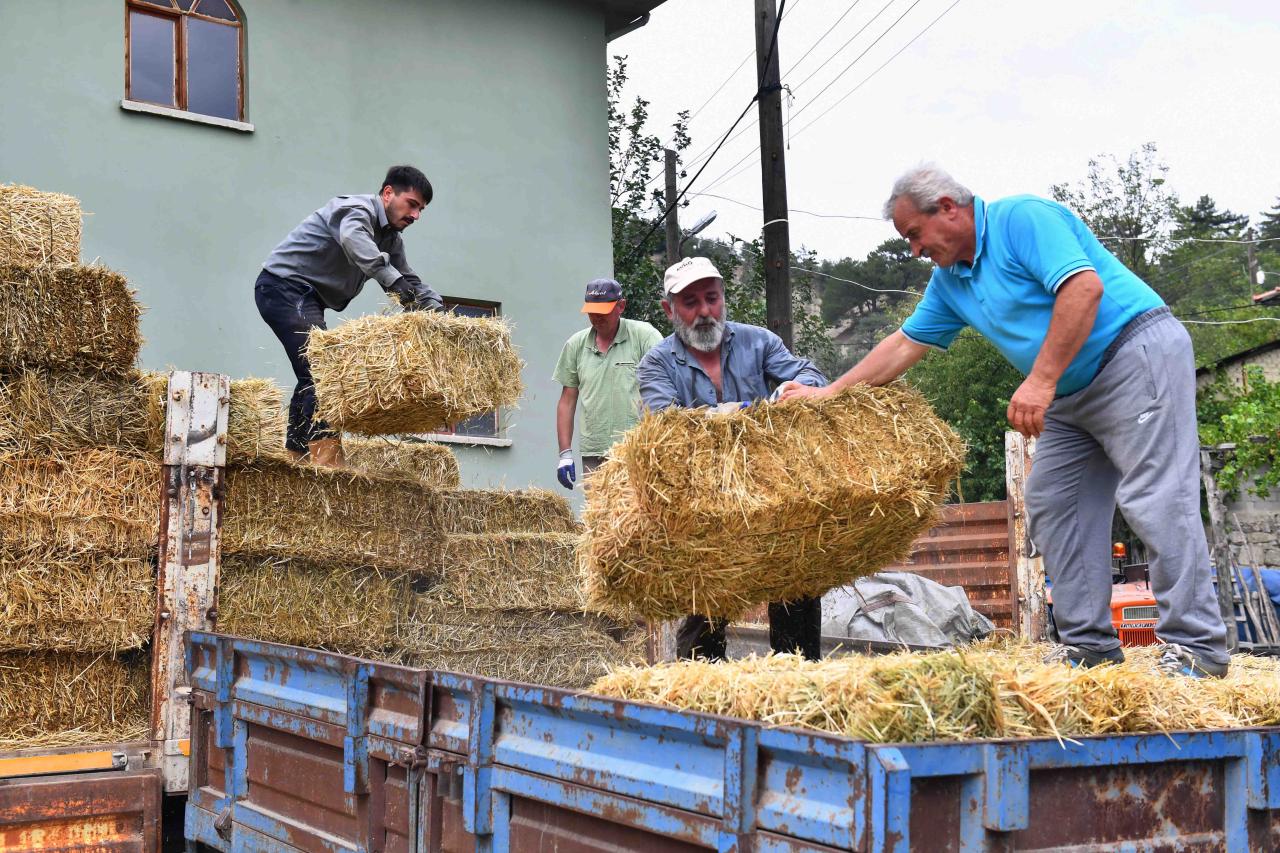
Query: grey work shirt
262,194,442,311
637,321,828,411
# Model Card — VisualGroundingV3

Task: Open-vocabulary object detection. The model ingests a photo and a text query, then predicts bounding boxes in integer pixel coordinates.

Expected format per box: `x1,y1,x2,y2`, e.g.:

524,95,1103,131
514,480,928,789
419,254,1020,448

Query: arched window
126,1,245,122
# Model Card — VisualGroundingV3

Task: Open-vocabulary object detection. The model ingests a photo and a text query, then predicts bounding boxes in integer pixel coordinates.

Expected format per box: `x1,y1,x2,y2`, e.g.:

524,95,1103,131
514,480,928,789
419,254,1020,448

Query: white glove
704,401,750,417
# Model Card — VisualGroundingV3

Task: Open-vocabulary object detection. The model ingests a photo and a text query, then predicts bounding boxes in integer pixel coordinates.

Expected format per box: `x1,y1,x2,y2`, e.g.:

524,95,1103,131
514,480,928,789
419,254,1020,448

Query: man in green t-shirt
553,279,663,489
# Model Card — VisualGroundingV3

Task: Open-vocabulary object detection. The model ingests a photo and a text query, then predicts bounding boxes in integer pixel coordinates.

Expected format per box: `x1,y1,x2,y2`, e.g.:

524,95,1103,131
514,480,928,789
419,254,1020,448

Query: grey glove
391,274,444,312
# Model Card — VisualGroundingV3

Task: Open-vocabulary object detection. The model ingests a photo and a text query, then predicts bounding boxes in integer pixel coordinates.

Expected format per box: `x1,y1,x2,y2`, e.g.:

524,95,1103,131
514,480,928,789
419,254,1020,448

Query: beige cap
663,256,724,297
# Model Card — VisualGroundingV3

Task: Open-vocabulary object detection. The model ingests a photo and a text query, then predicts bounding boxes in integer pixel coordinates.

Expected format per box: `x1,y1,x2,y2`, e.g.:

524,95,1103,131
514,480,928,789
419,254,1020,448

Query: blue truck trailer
181,631,1280,852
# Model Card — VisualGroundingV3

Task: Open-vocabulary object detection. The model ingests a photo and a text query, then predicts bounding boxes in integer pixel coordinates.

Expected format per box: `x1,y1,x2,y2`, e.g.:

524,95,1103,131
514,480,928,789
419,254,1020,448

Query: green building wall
0,0,614,496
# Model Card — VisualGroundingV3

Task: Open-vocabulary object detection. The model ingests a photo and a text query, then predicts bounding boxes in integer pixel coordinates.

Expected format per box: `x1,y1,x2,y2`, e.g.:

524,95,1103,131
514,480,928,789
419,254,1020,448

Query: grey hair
882,164,974,219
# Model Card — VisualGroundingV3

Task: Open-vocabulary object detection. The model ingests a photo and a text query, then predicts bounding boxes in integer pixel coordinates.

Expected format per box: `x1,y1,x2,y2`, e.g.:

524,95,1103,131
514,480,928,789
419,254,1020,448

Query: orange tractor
1046,542,1159,647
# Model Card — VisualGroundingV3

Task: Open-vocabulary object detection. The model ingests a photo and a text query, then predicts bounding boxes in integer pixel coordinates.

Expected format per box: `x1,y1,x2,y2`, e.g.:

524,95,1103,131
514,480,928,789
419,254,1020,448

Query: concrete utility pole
664,148,681,268
754,0,792,347
1246,227,1259,296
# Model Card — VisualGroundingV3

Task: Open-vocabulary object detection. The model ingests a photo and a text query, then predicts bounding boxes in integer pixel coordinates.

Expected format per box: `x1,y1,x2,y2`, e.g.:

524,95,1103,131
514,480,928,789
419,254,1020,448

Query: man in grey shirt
256,165,443,466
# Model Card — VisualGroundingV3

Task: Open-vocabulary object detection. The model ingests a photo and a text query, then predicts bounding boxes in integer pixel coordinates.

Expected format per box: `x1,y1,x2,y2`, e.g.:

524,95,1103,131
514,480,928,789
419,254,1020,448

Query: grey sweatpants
1025,312,1228,665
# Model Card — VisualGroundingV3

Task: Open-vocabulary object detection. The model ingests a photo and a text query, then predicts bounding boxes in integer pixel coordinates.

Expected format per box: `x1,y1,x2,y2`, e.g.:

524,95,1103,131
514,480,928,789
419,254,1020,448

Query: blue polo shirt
900,195,1164,396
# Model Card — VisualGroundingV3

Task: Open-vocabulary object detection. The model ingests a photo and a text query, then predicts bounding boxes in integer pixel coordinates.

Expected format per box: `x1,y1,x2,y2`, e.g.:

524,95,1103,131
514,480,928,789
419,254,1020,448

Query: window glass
129,11,176,107
195,0,237,21
175,0,198,9
186,18,239,120
441,300,502,438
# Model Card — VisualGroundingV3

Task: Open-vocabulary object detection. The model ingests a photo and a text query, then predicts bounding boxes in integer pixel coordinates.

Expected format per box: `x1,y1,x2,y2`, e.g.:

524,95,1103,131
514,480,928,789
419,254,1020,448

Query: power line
624,0,790,262
1098,234,1280,244
704,0,950,193
689,0,909,179
653,0,808,181
1180,316,1280,325
733,237,922,296
688,190,883,220
782,1,865,81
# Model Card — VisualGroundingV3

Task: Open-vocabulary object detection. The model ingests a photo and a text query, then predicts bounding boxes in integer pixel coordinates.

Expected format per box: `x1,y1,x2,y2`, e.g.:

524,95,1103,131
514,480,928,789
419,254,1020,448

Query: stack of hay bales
591,642,1280,744
306,311,643,686
580,386,966,620
395,487,644,687
0,186,154,748
0,186,294,748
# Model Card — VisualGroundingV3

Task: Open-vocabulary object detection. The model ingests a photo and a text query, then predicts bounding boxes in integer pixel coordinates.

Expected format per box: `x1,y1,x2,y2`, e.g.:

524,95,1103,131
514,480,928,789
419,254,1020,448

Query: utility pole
664,148,681,268
1246,227,1259,296
755,0,792,347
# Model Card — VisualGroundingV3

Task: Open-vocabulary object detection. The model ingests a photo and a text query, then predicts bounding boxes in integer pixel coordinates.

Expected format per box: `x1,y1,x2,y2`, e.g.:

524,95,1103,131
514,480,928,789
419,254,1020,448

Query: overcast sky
614,0,1280,263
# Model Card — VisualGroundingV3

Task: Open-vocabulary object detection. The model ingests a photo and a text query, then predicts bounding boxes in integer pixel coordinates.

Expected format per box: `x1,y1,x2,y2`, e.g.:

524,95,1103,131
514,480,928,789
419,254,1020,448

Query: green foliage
608,55,688,337
1260,197,1280,242
905,332,1023,502
1050,141,1178,280
1198,366,1280,499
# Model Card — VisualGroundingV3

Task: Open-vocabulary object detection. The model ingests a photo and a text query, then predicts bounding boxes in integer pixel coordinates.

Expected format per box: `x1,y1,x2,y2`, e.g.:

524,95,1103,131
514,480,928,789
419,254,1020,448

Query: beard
673,311,725,353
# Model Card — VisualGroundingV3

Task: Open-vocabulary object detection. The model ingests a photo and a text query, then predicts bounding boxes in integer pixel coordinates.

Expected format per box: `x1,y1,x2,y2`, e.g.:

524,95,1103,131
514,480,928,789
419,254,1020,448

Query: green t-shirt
553,317,663,456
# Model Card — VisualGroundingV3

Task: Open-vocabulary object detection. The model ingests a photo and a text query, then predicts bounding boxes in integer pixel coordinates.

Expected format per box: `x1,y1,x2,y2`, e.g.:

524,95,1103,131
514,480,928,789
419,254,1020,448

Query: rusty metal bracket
152,371,230,795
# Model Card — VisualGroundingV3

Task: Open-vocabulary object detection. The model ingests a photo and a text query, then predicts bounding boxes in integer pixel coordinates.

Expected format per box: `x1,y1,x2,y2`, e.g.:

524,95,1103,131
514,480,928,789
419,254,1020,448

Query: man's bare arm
556,386,579,452
1007,270,1103,437
778,330,929,400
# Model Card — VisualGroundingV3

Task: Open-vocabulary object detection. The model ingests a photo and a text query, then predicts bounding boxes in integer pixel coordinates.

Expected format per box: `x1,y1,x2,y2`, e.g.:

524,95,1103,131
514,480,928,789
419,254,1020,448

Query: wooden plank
1005,431,1047,641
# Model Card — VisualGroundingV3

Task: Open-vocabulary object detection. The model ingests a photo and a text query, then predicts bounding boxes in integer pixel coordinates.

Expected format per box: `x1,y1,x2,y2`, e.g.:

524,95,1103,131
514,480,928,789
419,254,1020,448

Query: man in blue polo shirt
780,164,1229,678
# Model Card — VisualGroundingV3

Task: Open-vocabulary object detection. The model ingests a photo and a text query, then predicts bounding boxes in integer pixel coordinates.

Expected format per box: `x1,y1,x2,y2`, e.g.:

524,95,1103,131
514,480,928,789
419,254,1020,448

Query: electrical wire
733,237,922,296
1180,316,1280,325
703,0,953,192
623,1,789,262
688,190,883,220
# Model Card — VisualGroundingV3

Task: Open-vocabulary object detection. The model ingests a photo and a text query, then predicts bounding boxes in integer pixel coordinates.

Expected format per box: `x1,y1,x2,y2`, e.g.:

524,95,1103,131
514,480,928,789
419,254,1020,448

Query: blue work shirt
900,195,1164,396
638,322,828,411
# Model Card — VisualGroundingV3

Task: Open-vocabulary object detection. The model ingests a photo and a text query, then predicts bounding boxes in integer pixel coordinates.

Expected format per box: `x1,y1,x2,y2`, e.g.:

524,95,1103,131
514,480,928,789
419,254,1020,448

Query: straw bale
0,369,154,456
307,310,523,435
0,449,156,554
398,631,646,689
222,459,443,571
590,642,1280,744
0,184,82,266
0,370,285,462
439,488,578,535
396,602,633,655
344,436,460,488
581,386,965,620
417,533,584,611
0,263,141,376
0,546,152,653
0,651,150,750
217,555,413,658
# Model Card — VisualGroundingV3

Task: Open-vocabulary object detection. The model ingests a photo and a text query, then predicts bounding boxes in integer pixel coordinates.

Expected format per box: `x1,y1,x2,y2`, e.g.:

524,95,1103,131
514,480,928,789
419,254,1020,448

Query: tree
904,333,1023,502
1174,194,1248,239
1259,196,1280,242
608,55,689,336
1198,366,1280,499
1050,142,1178,279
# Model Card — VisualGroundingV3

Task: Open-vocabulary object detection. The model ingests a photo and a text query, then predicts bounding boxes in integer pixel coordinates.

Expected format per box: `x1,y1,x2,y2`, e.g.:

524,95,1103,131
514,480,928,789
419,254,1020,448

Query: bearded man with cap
637,256,829,661
552,278,663,490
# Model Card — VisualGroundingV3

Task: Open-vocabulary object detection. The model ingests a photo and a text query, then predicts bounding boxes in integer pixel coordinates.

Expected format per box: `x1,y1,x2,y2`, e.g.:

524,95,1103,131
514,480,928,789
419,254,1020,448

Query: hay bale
580,386,965,620
0,369,155,456
0,184,82,266
396,602,632,655
0,263,141,376
306,310,523,435
590,642,1270,744
399,631,646,689
439,488,577,535
0,651,150,750
344,436,460,488
0,371,285,462
217,555,413,658
418,533,584,611
0,449,156,554
222,459,443,571
0,546,152,653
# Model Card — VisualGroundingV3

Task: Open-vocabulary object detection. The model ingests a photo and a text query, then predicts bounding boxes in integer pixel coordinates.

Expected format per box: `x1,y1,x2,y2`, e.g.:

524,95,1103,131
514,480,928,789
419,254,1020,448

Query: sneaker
1042,644,1126,668
1156,643,1228,679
